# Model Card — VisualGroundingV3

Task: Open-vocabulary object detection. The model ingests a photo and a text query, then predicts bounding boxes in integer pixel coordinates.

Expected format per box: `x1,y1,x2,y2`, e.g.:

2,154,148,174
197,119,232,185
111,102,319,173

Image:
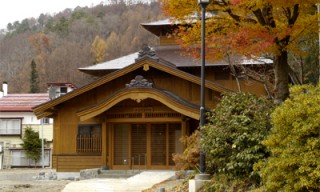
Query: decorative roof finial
135,44,159,61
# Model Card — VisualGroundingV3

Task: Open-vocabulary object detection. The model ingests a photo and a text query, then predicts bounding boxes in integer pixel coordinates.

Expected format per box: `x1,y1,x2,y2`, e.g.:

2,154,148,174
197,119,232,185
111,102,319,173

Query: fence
10,149,50,167
76,135,102,153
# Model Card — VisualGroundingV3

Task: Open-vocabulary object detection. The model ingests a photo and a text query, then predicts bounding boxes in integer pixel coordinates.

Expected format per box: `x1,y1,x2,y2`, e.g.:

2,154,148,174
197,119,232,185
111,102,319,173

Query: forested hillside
0,1,163,93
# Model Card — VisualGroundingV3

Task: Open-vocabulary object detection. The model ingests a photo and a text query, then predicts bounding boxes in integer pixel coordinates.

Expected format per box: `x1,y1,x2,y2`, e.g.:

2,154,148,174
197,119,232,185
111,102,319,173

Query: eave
77,87,200,121
33,57,232,119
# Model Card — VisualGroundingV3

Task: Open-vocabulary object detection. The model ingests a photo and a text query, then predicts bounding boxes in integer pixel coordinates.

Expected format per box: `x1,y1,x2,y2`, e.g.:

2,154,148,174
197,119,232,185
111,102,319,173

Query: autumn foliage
172,130,200,171
162,0,318,104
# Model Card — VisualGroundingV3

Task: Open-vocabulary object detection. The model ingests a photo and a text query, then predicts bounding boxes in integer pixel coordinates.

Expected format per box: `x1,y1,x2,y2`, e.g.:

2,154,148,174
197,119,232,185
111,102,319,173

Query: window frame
41,118,50,124
0,118,23,136
76,124,102,154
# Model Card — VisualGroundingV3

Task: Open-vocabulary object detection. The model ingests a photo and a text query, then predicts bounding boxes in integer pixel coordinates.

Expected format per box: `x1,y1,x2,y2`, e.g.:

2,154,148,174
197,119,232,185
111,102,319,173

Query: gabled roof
33,56,231,119
0,93,49,112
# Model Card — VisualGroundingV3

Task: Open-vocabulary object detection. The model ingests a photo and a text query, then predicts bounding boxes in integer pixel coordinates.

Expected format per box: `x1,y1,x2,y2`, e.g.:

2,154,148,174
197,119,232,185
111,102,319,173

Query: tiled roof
78,45,273,71
0,93,49,112
78,52,138,71
140,18,173,26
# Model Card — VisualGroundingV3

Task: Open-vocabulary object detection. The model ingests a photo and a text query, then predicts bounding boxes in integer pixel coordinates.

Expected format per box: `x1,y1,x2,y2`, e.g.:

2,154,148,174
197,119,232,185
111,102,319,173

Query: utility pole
317,3,320,83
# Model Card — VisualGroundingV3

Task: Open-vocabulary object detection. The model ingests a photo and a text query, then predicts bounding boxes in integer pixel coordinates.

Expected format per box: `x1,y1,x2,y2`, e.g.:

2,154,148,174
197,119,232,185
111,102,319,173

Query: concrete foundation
189,173,210,192
56,172,80,180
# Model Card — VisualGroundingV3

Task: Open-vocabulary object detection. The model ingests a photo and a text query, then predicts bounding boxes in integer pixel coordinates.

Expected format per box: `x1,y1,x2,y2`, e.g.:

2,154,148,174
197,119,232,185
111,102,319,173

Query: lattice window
107,113,142,119
76,124,102,153
145,113,181,118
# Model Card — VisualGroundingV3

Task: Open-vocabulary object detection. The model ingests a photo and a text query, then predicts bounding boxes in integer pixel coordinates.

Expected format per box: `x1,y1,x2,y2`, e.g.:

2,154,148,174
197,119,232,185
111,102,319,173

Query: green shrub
21,127,42,167
259,84,320,191
200,174,261,192
202,93,273,182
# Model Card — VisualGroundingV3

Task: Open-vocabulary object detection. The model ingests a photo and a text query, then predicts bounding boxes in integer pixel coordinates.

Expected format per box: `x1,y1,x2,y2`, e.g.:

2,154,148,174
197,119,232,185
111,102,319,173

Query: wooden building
33,19,271,172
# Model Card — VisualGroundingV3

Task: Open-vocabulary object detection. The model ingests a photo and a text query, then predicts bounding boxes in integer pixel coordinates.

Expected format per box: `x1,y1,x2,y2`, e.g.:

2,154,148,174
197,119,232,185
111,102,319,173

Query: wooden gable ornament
126,75,153,88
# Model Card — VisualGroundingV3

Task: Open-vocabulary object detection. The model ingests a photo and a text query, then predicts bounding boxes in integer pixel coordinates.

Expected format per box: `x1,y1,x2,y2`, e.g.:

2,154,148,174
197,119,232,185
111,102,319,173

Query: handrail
131,156,135,169
138,154,141,171
131,153,147,170
144,153,147,170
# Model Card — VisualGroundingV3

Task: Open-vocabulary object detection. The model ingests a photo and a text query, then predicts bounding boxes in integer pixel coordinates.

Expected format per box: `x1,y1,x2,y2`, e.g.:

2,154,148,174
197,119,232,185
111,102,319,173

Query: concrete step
97,170,140,178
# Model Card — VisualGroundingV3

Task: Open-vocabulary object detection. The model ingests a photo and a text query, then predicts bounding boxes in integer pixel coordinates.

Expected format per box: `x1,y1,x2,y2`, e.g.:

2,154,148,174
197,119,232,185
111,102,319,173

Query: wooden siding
159,36,177,46
52,155,102,172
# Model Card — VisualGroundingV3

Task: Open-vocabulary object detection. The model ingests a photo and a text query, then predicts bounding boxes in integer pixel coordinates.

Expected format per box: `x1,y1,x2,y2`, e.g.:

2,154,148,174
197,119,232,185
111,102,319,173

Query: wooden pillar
101,122,107,166
166,124,169,167
54,114,60,155
53,114,60,170
108,124,113,169
146,124,151,169
181,117,187,150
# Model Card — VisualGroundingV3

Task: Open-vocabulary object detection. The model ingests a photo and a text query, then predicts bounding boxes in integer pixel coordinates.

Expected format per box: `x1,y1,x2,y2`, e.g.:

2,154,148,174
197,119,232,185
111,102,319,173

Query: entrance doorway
112,123,182,169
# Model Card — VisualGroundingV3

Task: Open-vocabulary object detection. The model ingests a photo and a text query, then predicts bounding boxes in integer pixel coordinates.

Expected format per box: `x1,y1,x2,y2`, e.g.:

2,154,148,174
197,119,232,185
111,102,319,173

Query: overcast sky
0,0,105,29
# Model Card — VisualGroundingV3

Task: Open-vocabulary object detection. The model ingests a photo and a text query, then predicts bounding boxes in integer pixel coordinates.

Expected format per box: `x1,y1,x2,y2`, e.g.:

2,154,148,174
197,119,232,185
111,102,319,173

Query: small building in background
47,82,77,100
0,82,76,169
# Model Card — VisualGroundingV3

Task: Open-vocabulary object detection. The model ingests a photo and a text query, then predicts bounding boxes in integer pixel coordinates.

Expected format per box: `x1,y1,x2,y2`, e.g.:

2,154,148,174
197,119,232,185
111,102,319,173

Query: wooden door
151,124,167,167
112,123,182,169
131,124,147,169
113,124,130,169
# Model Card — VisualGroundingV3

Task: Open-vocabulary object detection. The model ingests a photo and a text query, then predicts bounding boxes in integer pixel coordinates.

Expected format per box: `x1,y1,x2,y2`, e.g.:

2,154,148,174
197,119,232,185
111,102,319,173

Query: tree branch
253,9,267,26
263,4,276,28
289,4,299,26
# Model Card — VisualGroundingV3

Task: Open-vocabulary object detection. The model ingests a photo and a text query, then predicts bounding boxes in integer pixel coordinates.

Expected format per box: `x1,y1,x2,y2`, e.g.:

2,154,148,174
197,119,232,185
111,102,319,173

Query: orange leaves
161,0,198,19
230,0,242,5
163,0,317,60
229,25,274,54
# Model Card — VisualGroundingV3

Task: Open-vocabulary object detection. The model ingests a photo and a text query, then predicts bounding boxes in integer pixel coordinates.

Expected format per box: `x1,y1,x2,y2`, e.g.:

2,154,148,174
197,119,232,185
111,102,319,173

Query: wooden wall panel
52,156,57,169
55,155,102,172
159,36,177,46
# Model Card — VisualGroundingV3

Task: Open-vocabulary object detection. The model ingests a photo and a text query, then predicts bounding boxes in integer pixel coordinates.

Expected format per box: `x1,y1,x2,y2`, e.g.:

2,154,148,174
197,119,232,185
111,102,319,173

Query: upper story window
41,118,50,124
60,87,68,96
0,118,22,135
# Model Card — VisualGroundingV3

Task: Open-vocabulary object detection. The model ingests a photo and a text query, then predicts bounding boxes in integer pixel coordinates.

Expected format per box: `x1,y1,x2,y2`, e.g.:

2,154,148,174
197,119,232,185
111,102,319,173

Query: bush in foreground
259,84,320,191
203,93,273,183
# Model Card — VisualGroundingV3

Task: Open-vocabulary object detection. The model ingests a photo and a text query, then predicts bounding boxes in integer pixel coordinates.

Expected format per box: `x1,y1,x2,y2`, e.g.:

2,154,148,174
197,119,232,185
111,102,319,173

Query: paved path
62,171,176,192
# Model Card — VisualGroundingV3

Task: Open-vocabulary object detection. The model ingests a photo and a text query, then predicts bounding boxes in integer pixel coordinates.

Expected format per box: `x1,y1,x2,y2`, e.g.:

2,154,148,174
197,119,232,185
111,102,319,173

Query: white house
0,82,53,168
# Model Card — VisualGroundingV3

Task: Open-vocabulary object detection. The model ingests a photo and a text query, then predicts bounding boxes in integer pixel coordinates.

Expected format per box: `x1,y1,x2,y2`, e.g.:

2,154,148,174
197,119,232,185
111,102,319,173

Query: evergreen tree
203,93,273,182
20,127,42,167
30,59,40,93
